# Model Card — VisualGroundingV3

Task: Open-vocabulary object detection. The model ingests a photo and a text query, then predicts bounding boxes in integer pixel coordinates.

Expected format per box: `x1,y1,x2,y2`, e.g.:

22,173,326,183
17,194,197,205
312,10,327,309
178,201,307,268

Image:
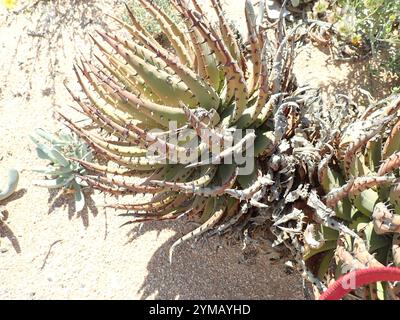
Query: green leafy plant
31,128,92,212
58,0,312,263
336,0,399,50
307,0,399,70
34,0,400,299
303,94,400,299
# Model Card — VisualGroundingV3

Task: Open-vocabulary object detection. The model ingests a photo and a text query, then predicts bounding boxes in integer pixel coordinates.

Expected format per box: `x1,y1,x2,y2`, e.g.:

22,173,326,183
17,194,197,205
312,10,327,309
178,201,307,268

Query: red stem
319,267,400,300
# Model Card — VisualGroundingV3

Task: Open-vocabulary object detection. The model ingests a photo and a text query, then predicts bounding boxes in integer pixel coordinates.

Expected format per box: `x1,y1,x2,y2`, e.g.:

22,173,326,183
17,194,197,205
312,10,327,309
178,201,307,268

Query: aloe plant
306,94,400,299
31,128,92,212
57,0,311,260
34,0,400,300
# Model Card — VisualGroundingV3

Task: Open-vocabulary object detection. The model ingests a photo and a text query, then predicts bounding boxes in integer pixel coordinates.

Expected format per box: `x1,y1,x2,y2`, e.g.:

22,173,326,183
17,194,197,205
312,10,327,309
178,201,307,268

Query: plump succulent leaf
0,169,19,202
31,129,92,212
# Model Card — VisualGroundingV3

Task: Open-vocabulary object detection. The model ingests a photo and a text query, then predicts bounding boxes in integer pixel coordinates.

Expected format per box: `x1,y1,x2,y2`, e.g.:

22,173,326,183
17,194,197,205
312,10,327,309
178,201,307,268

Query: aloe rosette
56,0,311,260
35,0,400,299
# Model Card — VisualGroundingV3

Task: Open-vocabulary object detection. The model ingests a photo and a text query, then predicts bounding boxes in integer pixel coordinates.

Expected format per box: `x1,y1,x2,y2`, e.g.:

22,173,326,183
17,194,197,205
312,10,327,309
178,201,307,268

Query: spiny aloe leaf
382,118,400,159
365,138,382,173
350,189,379,217
137,0,192,66
169,196,227,262
354,220,390,252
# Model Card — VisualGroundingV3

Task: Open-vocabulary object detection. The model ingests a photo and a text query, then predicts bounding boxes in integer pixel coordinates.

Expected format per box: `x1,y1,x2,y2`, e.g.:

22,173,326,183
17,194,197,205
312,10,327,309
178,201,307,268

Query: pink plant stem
319,267,400,300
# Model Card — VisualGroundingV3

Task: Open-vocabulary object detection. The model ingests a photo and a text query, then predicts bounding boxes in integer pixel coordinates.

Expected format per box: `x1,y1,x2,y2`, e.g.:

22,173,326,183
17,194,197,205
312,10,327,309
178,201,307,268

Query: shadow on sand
123,220,304,300
46,188,99,228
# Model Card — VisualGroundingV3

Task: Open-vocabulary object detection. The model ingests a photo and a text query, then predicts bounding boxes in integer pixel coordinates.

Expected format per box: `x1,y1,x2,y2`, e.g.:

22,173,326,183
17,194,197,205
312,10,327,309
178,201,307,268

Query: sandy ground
0,0,397,300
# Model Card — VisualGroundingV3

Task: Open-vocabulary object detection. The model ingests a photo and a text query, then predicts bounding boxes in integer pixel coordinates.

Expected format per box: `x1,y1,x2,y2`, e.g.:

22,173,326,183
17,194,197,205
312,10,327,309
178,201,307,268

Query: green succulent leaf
0,169,19,202
303,240,337,261
33,176,74,189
